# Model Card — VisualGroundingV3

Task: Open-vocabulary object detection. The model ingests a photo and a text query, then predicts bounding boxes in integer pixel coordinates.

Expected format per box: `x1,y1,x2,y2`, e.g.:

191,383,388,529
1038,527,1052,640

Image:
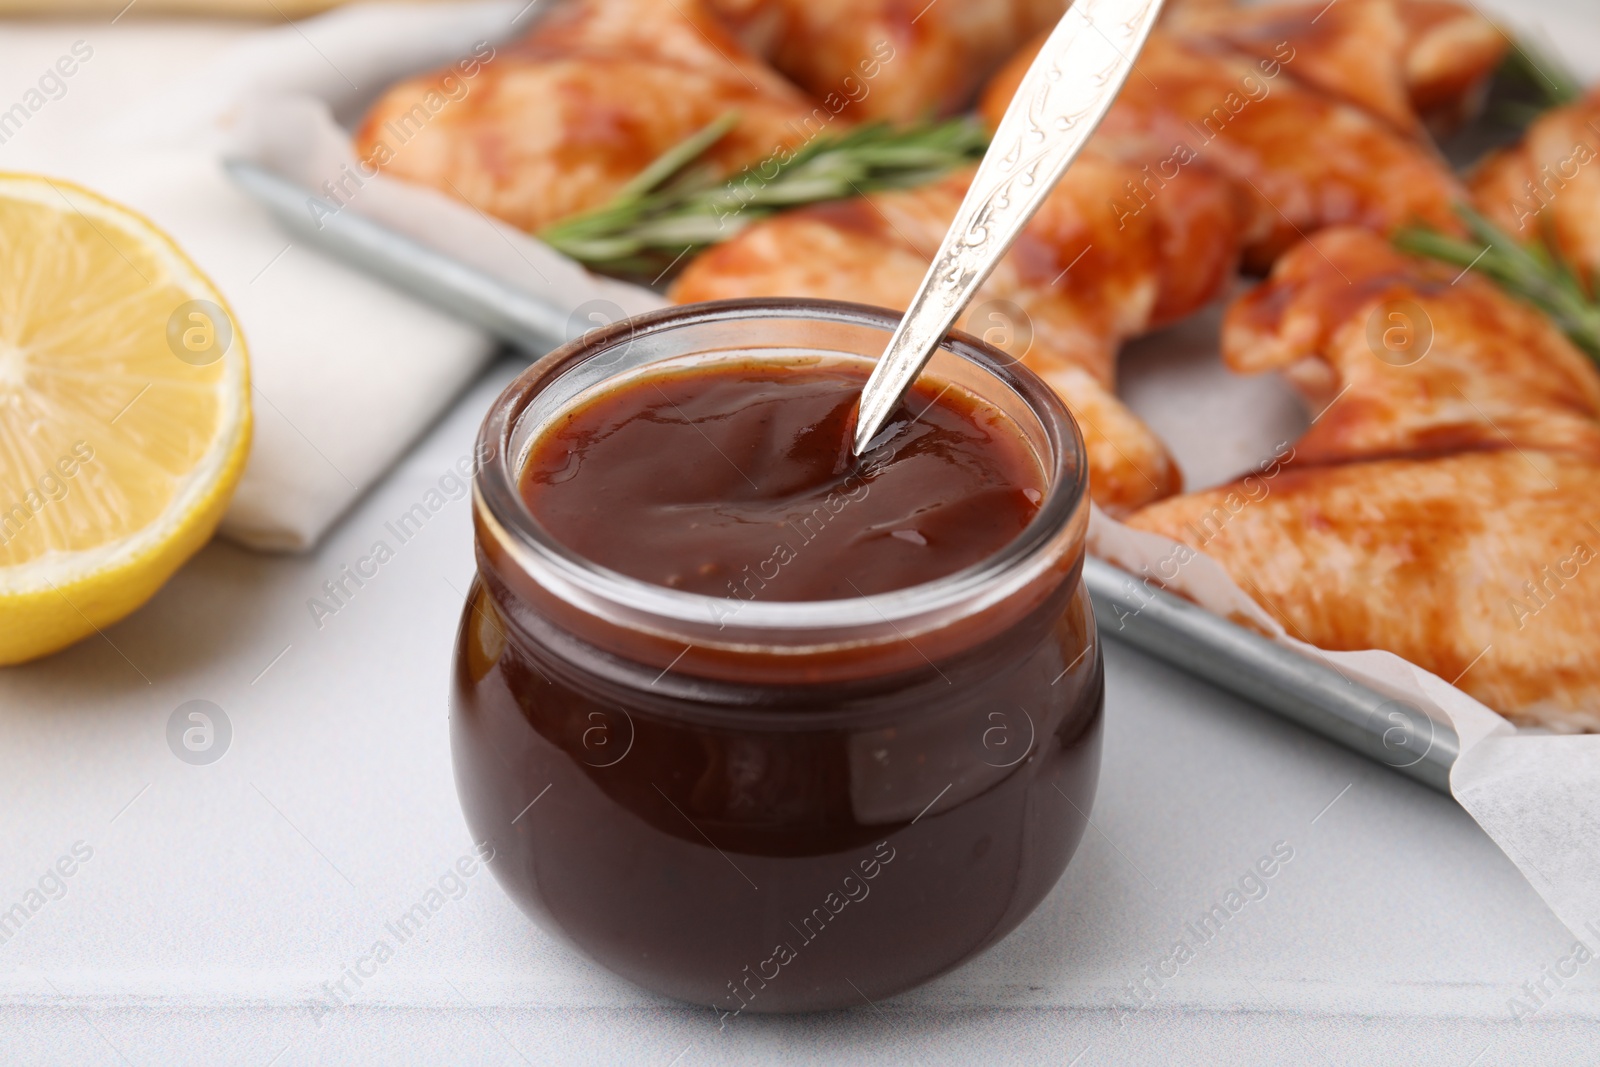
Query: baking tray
227,158,1460,793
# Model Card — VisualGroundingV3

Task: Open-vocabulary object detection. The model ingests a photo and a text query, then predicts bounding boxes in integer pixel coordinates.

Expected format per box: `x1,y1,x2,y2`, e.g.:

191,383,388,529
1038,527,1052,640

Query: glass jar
452,299,1101,1014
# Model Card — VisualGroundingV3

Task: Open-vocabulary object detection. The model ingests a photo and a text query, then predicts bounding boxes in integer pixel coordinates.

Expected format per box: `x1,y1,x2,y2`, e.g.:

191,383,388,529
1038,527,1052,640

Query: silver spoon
851,0,1165,455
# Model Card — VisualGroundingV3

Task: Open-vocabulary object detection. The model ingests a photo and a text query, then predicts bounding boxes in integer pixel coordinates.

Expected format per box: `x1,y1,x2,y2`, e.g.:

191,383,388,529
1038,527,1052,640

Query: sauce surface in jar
520,357,1046,600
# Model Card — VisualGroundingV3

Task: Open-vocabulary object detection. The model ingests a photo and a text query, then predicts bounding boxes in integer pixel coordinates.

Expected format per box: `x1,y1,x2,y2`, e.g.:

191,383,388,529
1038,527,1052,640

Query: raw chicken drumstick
981,27,1472,270
355,0,822,234
1471,86,1600,292
1128,228,1600,730
703,0,1069,122
1172,0,1506,135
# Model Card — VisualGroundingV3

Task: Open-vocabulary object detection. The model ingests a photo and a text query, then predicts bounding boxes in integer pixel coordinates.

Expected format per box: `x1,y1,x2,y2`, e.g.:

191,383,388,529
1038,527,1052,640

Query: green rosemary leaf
539,115,989,280
613,111,744,204
1395,204,1600,361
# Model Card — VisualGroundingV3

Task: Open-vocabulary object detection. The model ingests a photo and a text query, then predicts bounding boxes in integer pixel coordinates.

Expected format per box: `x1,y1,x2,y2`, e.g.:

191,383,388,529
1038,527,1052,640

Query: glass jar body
451,567,1101,1013
452,299,1102,1013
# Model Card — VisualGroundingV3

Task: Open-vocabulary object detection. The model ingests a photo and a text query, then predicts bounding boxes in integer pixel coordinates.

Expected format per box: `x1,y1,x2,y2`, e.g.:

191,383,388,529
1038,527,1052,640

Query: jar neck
473,502,1088,687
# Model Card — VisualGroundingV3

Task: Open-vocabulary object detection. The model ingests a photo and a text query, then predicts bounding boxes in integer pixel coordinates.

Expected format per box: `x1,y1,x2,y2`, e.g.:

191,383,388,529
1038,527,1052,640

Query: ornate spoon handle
852,0,1164,455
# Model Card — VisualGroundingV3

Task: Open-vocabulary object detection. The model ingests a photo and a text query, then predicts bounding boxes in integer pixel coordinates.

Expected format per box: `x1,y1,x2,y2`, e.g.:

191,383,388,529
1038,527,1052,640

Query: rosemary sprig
1395,204,1600,361
538,112,990,279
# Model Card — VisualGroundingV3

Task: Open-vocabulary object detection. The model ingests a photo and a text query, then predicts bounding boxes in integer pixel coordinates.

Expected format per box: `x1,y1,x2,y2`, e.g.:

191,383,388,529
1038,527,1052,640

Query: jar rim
473,298,1089,641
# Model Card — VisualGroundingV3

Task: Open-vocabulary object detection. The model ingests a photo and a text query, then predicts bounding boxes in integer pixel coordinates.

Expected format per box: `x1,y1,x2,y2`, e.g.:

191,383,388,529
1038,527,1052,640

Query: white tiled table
3,359,1598,1066
4,5,1600,1064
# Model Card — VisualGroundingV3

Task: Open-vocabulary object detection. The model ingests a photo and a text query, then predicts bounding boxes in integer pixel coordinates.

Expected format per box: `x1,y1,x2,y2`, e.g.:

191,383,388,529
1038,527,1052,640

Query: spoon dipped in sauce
851,0,1166,455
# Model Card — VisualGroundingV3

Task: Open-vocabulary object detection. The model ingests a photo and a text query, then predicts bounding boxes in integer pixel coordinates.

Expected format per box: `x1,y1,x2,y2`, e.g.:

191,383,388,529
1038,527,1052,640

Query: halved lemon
0,174,251,665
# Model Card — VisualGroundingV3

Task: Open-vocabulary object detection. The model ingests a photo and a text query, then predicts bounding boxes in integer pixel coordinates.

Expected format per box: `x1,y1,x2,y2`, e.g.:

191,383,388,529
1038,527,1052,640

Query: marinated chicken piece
1177,0,1504,135
354,0,820,233
1129,231,1600,729
1129,451,1600,731
705,0,1067,122
1226,228,1600,465
1160,0,1238,30
1471,87,1600,290
982,30,1466,268
1395,0,1509,132
672,155,1247,513
1185,0,1418,132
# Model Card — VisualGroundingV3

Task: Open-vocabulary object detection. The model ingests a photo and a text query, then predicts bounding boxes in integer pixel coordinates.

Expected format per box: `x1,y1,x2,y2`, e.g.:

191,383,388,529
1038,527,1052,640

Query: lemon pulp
0,174,251,664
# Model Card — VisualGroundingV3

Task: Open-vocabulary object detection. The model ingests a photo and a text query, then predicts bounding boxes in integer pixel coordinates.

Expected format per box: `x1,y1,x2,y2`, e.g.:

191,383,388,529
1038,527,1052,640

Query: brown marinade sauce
519,357,1045,600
